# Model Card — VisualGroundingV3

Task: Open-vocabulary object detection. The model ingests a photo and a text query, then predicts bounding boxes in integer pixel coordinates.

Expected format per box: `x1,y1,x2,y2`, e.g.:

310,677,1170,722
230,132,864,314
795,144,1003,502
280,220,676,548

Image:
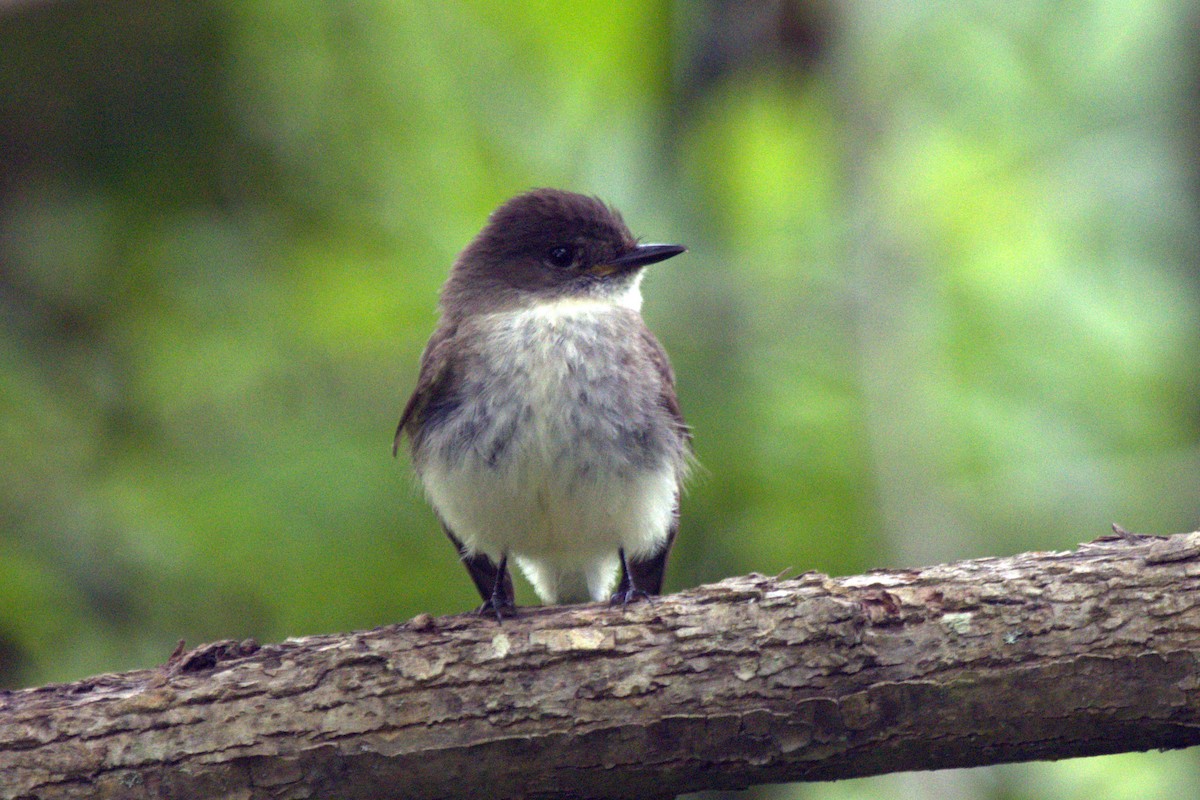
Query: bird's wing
639,325,692,447
393,322,458,456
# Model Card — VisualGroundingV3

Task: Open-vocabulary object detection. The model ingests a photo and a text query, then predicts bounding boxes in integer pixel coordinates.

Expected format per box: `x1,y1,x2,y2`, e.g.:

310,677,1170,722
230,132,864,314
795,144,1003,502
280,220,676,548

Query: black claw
610,587,655,608
610,547,657,608
444,524,516,622
479,554,516,623
476,596,517,623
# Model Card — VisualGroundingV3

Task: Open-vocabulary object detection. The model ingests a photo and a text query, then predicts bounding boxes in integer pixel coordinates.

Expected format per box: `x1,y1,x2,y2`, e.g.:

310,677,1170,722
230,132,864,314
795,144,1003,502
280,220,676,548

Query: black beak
608,243,687,270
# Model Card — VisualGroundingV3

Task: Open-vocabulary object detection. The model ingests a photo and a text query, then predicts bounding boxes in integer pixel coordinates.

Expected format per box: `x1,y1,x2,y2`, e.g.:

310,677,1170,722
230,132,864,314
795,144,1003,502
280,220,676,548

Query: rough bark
2,531,1200,800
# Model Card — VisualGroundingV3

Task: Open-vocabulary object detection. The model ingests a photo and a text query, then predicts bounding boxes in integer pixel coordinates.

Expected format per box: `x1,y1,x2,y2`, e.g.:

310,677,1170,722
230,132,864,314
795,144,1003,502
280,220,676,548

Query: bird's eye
545,245,576,269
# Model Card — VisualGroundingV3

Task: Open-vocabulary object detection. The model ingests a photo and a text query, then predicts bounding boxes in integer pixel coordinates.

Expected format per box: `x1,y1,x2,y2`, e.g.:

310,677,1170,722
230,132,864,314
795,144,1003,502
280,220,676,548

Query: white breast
417,290,680,604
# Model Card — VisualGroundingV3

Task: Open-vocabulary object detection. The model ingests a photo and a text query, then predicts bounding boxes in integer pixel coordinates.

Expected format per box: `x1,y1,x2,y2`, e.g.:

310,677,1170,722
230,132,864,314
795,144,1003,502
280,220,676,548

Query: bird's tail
515,555,619,605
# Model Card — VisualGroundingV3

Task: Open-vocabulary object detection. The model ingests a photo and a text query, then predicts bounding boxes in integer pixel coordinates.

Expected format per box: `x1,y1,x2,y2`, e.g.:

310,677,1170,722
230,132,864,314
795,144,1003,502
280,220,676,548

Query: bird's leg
443,525,515,621
610,547,655,607
482,553,516,622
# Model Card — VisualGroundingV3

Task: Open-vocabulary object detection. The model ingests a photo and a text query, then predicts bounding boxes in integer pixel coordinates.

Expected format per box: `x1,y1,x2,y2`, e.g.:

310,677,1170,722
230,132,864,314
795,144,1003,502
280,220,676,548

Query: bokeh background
2,1,1199,798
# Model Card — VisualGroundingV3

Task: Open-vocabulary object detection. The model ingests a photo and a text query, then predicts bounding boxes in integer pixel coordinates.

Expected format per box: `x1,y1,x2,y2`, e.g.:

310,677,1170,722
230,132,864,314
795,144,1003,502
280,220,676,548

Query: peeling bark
2,532,1200,800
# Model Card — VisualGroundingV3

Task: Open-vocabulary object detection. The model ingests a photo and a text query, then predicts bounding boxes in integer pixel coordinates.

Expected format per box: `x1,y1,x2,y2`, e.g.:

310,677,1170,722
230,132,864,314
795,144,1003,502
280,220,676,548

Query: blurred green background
2,1,1198,798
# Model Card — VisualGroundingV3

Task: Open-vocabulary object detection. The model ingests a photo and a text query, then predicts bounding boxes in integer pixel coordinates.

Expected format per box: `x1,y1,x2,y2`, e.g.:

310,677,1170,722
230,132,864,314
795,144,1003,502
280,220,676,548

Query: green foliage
1,1,1197,796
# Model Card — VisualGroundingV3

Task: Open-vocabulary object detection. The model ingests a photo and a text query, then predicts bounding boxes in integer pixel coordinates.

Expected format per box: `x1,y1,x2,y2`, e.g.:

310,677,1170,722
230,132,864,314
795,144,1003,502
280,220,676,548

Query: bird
394,188,690,617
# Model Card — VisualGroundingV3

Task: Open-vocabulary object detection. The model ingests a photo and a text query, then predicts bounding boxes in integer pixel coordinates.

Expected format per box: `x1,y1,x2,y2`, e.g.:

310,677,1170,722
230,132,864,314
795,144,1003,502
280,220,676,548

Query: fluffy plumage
396,188,689,610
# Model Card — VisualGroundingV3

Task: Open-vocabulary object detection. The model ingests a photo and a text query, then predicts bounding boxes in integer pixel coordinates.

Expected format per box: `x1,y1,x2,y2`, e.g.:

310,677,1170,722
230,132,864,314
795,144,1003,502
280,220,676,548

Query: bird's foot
609,587,655,608
477,596,517,623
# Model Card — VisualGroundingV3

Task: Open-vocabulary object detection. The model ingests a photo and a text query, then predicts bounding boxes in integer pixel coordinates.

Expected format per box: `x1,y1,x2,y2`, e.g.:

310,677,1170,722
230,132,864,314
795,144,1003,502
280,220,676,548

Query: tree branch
3,531,1200,799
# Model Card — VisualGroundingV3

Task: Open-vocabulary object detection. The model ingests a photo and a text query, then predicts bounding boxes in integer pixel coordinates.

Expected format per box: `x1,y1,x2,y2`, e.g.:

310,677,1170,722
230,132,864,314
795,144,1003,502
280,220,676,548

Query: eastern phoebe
395,189,691,616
